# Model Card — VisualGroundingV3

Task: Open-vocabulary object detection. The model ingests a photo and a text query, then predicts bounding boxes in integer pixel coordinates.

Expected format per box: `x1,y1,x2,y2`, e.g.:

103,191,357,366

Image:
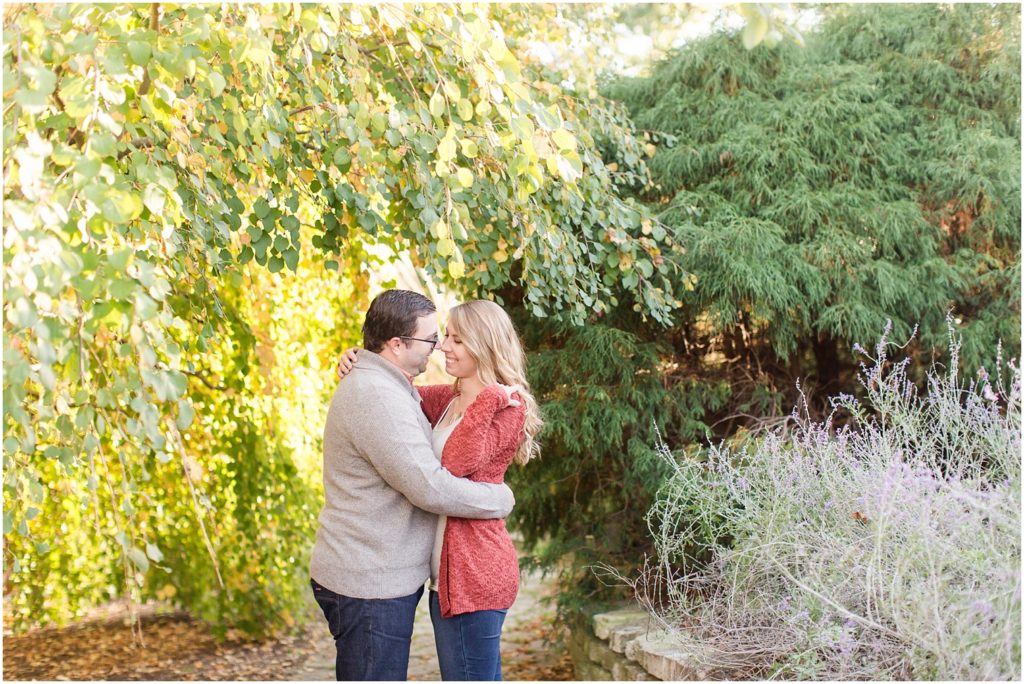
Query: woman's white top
430,399,462,590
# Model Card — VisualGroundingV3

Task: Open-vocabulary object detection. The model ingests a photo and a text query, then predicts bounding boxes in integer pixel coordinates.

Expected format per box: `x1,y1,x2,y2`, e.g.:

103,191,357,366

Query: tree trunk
813,334,841,392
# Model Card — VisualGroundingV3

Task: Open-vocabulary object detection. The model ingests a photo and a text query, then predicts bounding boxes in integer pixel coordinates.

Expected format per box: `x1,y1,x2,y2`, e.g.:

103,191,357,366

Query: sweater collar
353,349,422,401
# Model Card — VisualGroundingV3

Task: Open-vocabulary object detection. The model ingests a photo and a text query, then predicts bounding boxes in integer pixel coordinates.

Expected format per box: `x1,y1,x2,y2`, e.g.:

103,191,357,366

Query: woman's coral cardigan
419,383,525,618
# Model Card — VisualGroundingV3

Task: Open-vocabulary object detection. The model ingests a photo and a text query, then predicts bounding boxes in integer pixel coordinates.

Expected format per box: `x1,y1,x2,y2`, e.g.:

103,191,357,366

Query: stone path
292,567,571,681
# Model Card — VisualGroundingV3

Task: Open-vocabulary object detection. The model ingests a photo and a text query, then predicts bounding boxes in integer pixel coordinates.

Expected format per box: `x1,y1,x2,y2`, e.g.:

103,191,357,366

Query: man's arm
353,386,513,518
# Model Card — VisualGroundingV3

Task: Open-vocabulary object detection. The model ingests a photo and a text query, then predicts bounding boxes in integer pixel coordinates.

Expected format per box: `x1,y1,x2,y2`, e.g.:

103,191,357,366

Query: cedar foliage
508,4,1020,614
606,3,1020,383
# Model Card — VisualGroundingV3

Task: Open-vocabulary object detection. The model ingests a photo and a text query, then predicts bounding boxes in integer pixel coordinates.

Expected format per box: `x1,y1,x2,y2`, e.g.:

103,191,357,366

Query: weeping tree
2,2,686,635
505,3,1021,617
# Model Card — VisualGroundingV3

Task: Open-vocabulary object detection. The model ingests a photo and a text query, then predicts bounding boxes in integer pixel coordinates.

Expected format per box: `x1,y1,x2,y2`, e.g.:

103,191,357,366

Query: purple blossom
837,628,856,657
970,600,995,621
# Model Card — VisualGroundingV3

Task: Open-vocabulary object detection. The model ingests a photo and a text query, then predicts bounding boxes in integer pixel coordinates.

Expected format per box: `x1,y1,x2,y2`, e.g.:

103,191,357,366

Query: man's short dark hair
362,290,436,353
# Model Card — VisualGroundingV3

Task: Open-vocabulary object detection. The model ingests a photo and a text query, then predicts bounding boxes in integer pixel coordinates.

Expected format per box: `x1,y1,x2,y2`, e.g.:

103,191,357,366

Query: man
310,289,515,681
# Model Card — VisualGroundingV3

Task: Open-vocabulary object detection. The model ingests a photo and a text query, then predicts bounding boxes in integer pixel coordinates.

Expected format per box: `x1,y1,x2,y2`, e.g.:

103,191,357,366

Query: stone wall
568,607,728,681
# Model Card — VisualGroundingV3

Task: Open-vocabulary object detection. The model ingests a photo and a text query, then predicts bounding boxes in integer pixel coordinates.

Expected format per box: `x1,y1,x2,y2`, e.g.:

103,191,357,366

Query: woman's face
439,319,478,380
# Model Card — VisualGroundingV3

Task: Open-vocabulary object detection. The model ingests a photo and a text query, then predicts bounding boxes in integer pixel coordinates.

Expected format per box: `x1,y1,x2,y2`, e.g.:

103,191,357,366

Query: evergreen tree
605,3,1020,388
505,4,1020,615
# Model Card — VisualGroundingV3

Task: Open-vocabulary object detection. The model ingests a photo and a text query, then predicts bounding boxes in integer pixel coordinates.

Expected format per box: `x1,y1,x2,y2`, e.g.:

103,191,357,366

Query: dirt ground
3,568,574,681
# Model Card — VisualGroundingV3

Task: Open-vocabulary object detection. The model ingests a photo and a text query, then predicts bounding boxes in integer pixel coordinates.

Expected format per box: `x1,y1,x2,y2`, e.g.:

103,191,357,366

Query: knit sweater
419,383,526,617
309,351,515,600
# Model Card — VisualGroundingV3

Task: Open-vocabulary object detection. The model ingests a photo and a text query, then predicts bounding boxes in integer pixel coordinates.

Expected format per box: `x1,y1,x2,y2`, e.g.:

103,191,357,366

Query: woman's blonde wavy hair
448,300,542,465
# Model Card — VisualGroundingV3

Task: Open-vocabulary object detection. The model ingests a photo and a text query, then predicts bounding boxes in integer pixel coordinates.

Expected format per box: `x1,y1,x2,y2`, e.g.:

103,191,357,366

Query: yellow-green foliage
3,4,681,634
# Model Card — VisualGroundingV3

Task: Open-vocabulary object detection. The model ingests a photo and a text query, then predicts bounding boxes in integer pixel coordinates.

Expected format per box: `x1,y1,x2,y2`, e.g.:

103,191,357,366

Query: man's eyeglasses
400,335,439,350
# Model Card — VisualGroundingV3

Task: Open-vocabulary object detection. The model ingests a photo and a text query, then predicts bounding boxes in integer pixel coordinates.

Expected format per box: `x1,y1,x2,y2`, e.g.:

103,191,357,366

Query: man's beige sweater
310,350,514,599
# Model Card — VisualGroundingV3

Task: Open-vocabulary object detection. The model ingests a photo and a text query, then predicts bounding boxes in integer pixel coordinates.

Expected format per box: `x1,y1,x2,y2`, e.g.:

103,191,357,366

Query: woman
336,299,542,681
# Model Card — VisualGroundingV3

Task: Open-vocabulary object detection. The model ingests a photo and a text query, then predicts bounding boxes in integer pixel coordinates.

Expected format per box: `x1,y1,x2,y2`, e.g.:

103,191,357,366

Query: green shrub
507,4,1019,623
506,318,731,614
605,3,1020,386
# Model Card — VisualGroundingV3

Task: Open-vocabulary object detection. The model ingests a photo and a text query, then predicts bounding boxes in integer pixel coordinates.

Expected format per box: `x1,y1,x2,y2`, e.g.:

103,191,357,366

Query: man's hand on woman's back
493,384,523,407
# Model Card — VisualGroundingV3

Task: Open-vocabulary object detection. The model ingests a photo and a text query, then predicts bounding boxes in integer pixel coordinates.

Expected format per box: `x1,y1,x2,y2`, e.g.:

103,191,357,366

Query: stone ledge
594,609,651,640
609,624,648,653
625,629,713,681
574,608,722,681
611,657,657,681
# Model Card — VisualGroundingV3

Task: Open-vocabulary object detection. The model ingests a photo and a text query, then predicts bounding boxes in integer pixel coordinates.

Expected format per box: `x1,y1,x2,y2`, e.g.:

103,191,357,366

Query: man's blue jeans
429,590,508,681
311,578,423,681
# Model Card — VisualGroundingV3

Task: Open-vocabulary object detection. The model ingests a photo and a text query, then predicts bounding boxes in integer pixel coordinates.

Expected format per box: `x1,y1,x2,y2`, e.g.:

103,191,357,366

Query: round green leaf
127,41,152,66
128,546,150,573
429,91,445,118
176,399,195,430
309,31,328,53
333,147,352,172
142,185,165,217
208,70,226,97
283,247,300,272
743,13,770,50
552,128,576,151
146,543,164,563
437,137,456,163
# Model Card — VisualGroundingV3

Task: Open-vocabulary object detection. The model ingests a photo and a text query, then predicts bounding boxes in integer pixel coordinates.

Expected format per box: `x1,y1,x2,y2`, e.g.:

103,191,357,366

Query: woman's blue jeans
429,590,508,681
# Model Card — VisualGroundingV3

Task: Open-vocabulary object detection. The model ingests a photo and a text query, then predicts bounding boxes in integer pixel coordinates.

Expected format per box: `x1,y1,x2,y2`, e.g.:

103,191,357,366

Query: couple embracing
309,289,542,681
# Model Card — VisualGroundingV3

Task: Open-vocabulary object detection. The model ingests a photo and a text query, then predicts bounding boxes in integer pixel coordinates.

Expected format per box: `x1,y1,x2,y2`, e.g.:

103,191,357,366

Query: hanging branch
137,4,159,96
167,421,224,589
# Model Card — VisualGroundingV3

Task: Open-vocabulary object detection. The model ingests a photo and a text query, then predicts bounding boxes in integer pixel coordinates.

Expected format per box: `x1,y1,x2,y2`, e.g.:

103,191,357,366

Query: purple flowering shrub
626,325,1020,679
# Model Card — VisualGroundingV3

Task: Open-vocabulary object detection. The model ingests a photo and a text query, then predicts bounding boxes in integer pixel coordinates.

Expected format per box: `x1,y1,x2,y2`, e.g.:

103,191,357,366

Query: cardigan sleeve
417,384,456,426
348,382,514,518
443,384,526,478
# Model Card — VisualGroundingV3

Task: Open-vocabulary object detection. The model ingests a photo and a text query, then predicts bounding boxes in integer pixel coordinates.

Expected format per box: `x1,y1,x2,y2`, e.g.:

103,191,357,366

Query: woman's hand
336,348,360,379
495,384,523,407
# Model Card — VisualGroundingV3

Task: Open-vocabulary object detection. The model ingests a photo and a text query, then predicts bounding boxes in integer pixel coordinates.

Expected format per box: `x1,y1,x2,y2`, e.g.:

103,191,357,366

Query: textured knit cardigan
419,383,526,617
